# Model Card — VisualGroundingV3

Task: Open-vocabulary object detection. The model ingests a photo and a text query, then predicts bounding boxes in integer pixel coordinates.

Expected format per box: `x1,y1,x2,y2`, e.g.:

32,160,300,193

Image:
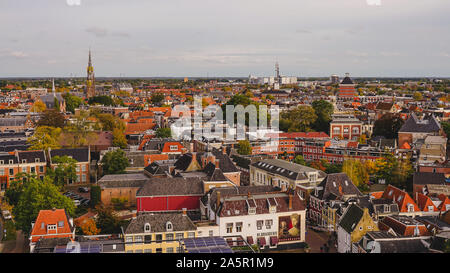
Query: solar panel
183,237,233,254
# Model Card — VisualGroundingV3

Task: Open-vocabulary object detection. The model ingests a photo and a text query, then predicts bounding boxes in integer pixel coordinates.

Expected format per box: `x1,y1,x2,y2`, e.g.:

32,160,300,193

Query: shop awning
270,236,278,246
247,236,254,245
258,237,266,246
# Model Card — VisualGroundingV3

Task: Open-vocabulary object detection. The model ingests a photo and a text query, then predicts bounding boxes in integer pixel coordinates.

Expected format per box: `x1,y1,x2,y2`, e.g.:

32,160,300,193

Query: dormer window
0,160,4,164
35,158,40,163
166,221,173,232
408,204,414,212
170,145,178,151
269,206,276,214
47,224,57,231
22,159,26,163
144,223,151,233
9,160,13,164
248,207,256,215
384,205,390,213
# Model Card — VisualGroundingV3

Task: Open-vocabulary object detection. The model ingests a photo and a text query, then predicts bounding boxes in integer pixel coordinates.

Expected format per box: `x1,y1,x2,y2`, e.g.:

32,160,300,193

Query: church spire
52,78,56,97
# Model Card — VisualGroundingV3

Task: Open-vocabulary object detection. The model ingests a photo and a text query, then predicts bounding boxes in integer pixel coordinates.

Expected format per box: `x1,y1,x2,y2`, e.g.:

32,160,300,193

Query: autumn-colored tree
342,159,369,188
80,218,101,235
27,126,62,151
31,100,46,113
112,128,127,149
237,140,252,155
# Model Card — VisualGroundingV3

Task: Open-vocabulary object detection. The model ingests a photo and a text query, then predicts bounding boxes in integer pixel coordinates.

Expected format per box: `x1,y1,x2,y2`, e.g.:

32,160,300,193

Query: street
305,227,337,253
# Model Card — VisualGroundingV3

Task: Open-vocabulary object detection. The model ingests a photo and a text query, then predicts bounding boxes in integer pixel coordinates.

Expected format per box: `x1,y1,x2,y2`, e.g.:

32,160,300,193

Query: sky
0,0,450,78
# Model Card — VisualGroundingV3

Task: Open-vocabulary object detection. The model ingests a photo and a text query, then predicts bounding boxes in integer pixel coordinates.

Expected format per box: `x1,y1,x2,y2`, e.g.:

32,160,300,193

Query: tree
31,100,46,113
311,100,334,133
13,176,75,234
37,109,66,128
112,128,128,149
88,95,116,106
151,93,165,106
294,155,306,165
342,159,369,188
95,113,125,132
63,110,98,147
95,205,126,234
90,185,101,208
80,218,100,235
46,156,78,189
155,127,172,138
63,92,84,113
101,149,130,175
373,113,405,139
237,140,252,155
28,126,62,151
5,180,25,207
413,91,423,101
280,105,317,132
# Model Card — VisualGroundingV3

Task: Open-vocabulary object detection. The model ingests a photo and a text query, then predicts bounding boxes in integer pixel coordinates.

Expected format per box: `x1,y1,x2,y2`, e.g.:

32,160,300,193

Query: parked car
78,187,90,193
73,200,81,206
2,210,12,220
80,199,90,206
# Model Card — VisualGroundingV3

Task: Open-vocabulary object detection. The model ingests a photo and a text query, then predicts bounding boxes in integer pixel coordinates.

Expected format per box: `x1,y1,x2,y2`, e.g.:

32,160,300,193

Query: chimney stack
215,159,220,168
216,191,221,209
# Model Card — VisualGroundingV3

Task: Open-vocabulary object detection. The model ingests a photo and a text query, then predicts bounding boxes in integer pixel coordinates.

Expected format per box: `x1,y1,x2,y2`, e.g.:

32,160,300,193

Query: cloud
295,29,312,34
0,49,29,59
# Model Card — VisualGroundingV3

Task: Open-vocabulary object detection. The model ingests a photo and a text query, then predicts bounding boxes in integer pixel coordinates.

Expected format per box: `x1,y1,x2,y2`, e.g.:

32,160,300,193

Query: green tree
13,176,75,234
90,185,101,208
37,109,66,128
46,156,78,189
294,155,306,165
155,127,172,138
88,95,116,106
5,180,25,207
237,140,252,155
280,105,317,132
28,126,62,151
112,128,128,149
311,100,334,133
151,93,165,105
63,92,84,114
101,149,130,175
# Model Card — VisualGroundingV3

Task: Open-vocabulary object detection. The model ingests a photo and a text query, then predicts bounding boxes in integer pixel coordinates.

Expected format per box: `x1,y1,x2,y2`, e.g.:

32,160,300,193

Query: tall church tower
86,49,95,98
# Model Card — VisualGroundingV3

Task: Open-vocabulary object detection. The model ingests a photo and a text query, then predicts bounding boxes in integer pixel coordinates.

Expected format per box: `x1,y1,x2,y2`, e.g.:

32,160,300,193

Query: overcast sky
0,0,449,77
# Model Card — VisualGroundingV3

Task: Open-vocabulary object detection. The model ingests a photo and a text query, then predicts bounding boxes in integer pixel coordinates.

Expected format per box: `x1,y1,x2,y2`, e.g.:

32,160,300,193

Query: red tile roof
30,209,74,243
381,185,420,213
416,193,438,212
144,154,170,166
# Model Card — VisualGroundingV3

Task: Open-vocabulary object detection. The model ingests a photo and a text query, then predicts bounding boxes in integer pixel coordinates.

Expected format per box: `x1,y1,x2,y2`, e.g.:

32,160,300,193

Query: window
134,249,143,253
226,223,233,233
22,159,26,164
155,234,163,243
166,233,174,241
408,204,415,212
31,167,35,173
41,222,45,229
428,205,434,212
0,169,4,176
248,207,256,214
35,158,40,163
176,233,184,240
76,166,80,172
166,221,173,231
236,222,243,232
39,166,44,173
352,127,359,134
47,224,57,231
256,220,263,230
156,248,162,253
144,249,152,253
9,160,13,165
58,221,64,228
187,232,195,238
177,247,184,253
126,250,133,253
0,160,3,165
82,165,87,172
265,220,273,229
144,223,151,233
343,127,349,134
166,247,174,253
134,236,143,243
22,167,26,173
170,145,178,151
82,174,86,182
209,230,214,237
384,205,390,213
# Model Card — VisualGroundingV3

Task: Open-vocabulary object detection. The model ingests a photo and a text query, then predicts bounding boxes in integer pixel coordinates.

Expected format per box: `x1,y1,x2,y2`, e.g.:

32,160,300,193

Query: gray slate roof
251,159,326,181
399,113,441,133
98,173,149,188
136,177,204,197
339,203,364,234
125,212,196,234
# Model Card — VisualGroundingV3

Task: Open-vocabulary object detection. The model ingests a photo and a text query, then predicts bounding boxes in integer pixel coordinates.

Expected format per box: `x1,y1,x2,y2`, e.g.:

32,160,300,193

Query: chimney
182,208,187,216
215,159,220,168
216,191,221,209
222,146,227,155
288,194,293,210
52,207,56,211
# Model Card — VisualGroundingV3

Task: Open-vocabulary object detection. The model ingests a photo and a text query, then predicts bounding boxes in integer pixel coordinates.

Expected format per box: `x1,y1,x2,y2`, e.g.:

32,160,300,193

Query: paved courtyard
305,227,337,253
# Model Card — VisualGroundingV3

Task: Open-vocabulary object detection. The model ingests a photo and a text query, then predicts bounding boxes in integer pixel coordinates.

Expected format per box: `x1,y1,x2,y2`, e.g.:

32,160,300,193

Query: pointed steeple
88,48,92,67
52,78,56,97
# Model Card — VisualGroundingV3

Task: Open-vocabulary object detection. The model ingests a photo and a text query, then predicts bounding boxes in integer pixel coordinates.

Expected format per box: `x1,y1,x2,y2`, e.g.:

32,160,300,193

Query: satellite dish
366,241,381,253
